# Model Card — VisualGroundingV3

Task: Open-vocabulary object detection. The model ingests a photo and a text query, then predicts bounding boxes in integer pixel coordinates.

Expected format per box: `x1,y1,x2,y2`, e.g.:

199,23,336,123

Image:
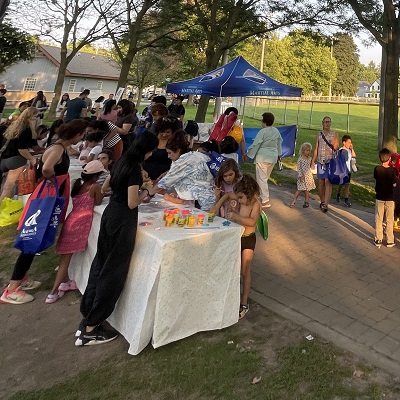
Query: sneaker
20,276,42,291
239,304,249,319
320,203,328,213
344,198,352,207
45,291,65,304
374,239,382,248
386,242,396,248
75,324,118,346
58,280,77,292
336,194,340,203
0,286,34,304
75,320,85,338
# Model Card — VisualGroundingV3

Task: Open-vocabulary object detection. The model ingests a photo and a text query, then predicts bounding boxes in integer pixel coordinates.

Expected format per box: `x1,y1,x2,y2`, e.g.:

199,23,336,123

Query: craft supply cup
188,215,196,227
164,210,170,220
172,213,179,224
208,212,215,222
197,214,205,225
177,216,185,227
165,215,173,227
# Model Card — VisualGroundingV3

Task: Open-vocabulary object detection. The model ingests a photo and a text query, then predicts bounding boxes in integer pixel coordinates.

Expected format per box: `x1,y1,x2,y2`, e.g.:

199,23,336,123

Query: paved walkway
251,185,400,376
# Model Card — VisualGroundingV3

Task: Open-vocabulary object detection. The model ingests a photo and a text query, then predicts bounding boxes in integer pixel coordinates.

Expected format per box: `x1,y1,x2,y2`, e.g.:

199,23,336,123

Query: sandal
45,291,65,304
303,202,309,208
290,201,296,208
320,203,328,213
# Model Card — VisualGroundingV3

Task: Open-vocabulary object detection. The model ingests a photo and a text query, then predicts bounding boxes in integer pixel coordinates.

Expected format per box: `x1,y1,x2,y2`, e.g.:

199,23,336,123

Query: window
97,81,103,90
23,78,37,91
68,79,77,92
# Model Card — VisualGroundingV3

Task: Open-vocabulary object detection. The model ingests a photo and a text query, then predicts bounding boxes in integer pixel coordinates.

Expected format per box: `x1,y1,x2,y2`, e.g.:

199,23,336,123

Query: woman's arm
333,132,339,151
311,134,319,168
246,129,264,159
18,149,36,164
115,123,132,135
240,138,247,162
128,185,153,209
41,146,64,179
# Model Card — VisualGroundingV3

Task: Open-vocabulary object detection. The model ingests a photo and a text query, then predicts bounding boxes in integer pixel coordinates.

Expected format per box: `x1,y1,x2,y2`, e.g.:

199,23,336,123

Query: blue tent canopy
167,56,302,98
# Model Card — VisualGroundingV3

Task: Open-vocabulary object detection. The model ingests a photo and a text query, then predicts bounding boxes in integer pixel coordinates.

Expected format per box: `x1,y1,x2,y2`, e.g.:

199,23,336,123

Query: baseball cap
83,160,106,174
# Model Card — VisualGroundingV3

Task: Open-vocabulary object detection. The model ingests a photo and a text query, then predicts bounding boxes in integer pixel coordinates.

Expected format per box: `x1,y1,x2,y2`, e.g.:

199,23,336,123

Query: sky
354,36,381,66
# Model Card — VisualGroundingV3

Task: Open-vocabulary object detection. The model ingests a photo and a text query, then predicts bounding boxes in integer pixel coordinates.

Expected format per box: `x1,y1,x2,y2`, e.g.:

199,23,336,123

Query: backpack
206,151,228,178
227,124,243,144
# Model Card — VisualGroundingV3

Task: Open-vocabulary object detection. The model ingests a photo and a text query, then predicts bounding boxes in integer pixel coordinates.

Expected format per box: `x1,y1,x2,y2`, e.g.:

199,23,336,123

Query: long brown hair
4,107,38,140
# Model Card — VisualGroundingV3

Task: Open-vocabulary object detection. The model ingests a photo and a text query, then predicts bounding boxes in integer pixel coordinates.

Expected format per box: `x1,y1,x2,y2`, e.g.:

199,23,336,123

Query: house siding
0,48,120,108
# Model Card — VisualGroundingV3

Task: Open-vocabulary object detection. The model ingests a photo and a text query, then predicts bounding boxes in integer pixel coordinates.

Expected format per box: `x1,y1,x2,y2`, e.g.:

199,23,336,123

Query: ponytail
71,172,99,197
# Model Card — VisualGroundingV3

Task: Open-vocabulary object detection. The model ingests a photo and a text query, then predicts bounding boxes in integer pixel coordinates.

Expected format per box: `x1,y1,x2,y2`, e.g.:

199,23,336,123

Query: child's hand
227,211,236,221
214,186,222,197
209,207,217,215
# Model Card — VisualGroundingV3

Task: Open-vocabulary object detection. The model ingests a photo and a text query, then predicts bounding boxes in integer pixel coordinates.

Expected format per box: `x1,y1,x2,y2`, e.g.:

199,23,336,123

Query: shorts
241,232,256,251
317,162,329,179
0,155,27,173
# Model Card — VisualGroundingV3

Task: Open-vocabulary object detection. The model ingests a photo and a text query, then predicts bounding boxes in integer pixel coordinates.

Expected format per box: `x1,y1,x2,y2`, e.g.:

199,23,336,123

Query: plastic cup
172,213,179,224
197,214,205,225
165,215,173,227
163,210,170,220
177,216,185,227
208,212,215,222
188,215,196,227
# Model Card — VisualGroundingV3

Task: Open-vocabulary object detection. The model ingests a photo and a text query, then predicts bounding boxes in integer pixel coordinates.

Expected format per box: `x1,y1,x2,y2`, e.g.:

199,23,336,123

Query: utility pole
328,37,333,99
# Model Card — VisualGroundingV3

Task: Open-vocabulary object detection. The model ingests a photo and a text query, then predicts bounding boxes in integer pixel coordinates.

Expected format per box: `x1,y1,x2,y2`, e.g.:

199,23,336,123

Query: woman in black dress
76,131,158,346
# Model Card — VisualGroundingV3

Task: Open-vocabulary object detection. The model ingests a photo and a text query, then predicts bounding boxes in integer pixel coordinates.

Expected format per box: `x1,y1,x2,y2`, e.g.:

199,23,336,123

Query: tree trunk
378,45,386,149
48,54,69,119
195,96,210,122
117,52,135,90
382,37,399,153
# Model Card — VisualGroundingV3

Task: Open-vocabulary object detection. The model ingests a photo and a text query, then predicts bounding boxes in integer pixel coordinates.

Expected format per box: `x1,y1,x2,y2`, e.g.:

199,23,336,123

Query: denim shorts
317,162,329,179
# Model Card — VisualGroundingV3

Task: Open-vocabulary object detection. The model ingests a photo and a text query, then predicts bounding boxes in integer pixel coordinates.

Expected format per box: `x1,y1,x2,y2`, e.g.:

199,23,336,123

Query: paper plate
257,210,268,240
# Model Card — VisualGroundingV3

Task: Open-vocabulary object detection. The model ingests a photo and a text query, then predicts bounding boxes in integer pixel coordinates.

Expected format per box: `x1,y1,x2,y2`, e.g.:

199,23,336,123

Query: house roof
38,44,120,80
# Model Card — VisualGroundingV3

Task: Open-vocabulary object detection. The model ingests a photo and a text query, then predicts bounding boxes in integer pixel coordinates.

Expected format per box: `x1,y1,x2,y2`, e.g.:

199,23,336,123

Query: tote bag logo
24,210,41,227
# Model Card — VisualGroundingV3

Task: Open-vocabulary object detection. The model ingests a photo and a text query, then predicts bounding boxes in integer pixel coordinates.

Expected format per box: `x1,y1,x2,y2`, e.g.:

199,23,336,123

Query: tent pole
296,97,301,128
241,97,247,127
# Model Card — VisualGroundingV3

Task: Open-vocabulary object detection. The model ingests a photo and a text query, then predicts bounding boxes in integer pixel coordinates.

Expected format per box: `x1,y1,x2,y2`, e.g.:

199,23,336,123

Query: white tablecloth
69,195,243,355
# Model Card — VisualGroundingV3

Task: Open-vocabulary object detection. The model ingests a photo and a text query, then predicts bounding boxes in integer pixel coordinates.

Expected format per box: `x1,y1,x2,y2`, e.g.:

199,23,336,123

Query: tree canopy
0,23,35,74
331,33,359,96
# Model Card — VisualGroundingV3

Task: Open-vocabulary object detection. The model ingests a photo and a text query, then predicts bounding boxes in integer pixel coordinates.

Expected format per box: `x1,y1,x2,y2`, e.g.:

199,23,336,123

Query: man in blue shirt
60,91,88,122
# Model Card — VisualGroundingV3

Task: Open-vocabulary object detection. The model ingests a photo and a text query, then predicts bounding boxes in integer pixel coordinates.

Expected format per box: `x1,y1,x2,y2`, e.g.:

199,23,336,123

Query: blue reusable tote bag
14,180,65,254
327,152,349,186
206,151,228,177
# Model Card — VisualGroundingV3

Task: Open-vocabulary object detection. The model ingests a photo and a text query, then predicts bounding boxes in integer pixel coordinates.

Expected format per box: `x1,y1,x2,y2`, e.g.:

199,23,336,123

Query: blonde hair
299,142,312,157
4,107,38,140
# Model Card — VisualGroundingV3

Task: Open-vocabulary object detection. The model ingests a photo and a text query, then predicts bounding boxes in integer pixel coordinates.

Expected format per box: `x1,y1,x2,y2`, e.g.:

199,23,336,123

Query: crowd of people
0,88,396,347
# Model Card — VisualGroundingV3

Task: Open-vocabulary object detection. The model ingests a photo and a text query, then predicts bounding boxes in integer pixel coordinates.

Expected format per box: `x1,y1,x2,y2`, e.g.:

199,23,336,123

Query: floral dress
297,156,316,191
